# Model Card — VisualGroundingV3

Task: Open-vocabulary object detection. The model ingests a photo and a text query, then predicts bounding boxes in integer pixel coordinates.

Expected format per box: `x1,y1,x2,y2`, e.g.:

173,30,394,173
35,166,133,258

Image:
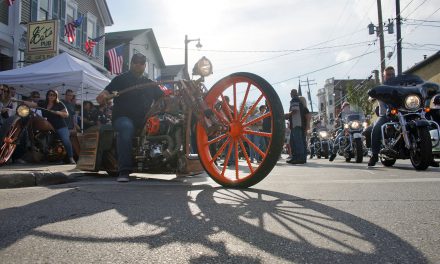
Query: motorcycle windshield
368,75,440,108
341,112,364,122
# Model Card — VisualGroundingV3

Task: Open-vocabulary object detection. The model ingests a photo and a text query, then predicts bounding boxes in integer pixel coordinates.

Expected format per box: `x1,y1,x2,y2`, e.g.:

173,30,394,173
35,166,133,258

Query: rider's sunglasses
48,93,57,97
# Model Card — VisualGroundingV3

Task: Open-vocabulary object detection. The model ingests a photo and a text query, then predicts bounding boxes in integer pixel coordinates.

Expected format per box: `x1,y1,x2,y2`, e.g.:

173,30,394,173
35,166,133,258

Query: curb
0,171,71,189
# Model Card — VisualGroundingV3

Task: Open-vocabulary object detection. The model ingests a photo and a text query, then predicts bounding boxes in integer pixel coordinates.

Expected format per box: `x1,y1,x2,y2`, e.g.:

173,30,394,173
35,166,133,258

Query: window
64,1,78,46
31,0,52,21
39,0,50,21
86,13,96,55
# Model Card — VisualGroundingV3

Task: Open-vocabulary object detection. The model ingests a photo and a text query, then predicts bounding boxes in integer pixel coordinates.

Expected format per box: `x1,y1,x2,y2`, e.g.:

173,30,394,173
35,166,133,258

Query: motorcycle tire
410,127,432,170
197,72,285,188
354,138,363,163
322,143,329,159
0,117,22,165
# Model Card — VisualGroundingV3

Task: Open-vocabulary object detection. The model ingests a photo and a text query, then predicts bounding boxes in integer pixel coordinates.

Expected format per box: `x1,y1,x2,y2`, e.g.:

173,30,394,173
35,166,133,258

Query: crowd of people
0,84,113,165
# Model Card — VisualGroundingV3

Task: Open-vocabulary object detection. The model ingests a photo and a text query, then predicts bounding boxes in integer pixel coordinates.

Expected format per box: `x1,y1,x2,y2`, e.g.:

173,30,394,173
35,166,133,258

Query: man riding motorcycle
96,53,165,182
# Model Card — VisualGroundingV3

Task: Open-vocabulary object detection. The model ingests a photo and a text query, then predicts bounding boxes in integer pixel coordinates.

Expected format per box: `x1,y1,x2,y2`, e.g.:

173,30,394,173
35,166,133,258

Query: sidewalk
0,163,85,189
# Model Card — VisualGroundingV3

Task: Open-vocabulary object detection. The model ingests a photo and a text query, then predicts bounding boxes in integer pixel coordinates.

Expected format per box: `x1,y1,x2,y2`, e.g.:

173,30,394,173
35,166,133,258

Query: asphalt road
0,156,439,263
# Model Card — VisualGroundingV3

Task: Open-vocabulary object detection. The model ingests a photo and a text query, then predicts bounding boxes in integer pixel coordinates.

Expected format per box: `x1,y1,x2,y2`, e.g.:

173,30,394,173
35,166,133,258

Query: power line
160,40,373,53
271,50,377,85
404,18,440,23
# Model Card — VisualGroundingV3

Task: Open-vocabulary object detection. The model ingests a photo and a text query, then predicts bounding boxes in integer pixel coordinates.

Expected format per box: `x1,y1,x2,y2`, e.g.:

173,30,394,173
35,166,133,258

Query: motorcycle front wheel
410,126,432,170
0,118,23,165
197,72,285,188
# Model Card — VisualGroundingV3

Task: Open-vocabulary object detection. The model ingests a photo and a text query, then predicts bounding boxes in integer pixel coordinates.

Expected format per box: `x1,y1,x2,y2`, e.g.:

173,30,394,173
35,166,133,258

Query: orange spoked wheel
197,72,285,188
0,119,23,165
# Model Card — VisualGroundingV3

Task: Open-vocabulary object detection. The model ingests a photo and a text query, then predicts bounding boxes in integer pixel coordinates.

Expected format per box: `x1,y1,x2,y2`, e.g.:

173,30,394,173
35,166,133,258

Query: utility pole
377,0,386,82
301,77,316,112
395,0,402,75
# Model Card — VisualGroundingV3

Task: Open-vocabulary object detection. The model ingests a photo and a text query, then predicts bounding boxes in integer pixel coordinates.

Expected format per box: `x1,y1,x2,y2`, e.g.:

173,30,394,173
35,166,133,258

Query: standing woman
22,90,76,164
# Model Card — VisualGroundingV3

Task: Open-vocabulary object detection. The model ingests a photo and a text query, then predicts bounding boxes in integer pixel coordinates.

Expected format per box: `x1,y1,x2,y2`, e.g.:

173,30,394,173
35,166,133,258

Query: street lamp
184,34,202,77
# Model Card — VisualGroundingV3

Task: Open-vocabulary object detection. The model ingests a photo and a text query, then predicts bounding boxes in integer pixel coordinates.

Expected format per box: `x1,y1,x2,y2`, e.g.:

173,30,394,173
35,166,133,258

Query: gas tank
30,115,55,131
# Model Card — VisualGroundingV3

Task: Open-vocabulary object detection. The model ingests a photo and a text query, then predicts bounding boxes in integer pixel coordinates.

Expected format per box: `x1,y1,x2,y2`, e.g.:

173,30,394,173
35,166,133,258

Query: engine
135,95,185,170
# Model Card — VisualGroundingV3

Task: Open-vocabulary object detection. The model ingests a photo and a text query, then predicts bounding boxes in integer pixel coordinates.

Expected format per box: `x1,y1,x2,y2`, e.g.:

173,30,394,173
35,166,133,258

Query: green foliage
346,80,375,115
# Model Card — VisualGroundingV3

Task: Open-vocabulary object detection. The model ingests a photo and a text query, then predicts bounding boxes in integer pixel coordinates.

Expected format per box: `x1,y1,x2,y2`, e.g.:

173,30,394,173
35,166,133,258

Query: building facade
105,29,165,79
404,51,440,84
317,78,365,127
0,0,113,72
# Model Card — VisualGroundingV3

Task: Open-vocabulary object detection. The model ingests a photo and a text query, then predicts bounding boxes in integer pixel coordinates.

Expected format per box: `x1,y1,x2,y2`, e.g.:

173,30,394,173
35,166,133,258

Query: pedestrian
61,89,77,131
247,105,266,163
285,121,292,159
81,101,98,130
29,91,43,116
96,53,165,182
285,89,307,164
299,96,311,163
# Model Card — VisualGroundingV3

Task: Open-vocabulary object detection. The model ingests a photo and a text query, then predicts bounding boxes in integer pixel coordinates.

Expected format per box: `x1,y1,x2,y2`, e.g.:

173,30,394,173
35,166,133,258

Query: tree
346,79,375,116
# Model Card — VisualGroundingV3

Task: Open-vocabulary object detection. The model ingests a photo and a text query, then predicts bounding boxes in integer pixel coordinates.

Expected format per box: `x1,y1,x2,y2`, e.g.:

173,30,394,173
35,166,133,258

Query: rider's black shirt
105,71,164,128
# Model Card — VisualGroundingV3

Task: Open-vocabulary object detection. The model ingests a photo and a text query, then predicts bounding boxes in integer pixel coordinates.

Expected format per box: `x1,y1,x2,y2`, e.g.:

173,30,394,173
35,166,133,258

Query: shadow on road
0,183,427,263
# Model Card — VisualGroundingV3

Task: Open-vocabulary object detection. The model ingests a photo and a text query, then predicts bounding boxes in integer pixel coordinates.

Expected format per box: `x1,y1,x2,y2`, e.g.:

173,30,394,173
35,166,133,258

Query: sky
105,0,440,112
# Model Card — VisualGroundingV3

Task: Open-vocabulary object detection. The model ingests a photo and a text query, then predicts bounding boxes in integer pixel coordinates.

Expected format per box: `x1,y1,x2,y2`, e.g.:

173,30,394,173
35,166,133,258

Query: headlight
344,124,349,129
192,56,213,77
350,121,361,129
362,121,368,128
319,131,328,138
16,105,30,117
404,95,421,110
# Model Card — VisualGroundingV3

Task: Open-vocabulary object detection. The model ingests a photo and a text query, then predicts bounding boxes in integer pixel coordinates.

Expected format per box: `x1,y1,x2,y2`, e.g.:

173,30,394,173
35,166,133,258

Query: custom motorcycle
333,112,366,163
309,128,331,159
0,106,80,164
368,74,440,170
77,57,285,188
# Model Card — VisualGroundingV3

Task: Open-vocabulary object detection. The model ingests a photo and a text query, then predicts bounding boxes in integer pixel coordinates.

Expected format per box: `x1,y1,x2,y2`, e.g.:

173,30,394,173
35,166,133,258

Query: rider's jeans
56,126,73,159
332,129,343,155
371,116,389,155
114,117,135,172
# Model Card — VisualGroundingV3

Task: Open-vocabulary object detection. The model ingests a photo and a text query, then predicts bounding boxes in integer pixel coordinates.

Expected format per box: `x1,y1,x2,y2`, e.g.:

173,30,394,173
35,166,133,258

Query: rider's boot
368,154,379,167
329,152,336,162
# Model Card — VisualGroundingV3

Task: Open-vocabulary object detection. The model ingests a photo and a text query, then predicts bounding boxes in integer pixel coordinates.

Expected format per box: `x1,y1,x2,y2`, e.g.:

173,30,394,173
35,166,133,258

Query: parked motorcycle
0,105,80,164
368,74,440,170
77,57,285,188
309,128,331,159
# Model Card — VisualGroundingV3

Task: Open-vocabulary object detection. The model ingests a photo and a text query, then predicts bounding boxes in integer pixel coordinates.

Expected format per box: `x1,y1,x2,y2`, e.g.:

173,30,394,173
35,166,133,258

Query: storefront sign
26,20,59,62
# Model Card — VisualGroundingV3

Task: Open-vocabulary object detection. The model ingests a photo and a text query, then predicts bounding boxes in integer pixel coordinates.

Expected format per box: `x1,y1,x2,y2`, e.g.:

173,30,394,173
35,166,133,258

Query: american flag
159,85,173,96
85,35,105,56
106,45,124,75
6,0,15,6
64,16,83,43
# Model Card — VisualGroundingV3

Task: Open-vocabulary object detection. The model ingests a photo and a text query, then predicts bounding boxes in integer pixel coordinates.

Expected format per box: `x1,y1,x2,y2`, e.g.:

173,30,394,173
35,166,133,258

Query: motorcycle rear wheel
0,119,22,165
410,127,432,170
197,72,285,188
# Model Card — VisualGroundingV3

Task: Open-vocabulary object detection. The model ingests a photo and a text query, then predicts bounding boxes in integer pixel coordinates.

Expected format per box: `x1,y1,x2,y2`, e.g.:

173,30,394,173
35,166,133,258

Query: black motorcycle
368,75,440,170
333,112,365,163
309,128,331,159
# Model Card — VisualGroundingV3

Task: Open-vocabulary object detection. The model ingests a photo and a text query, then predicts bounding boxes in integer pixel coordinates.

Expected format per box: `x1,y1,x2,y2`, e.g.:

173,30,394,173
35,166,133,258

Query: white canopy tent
0,52,110,100
0,53,111,132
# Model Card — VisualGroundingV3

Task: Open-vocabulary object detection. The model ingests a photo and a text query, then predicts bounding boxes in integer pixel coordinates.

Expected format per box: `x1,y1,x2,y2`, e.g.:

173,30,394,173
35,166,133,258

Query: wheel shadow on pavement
0,185,428,263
